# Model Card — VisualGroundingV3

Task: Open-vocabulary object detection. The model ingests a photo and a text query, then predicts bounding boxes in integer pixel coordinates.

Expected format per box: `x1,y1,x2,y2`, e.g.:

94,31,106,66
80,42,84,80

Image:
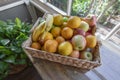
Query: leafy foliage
72,0,91,16
0,18,31,79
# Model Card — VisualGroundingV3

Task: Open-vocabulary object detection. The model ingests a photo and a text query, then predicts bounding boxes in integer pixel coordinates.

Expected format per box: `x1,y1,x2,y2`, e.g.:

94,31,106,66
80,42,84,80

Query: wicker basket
22,14,101,70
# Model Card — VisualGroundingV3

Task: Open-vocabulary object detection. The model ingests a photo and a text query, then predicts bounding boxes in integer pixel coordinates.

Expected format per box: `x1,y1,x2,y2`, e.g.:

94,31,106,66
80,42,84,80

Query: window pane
46,0,67,12
71,0,91,16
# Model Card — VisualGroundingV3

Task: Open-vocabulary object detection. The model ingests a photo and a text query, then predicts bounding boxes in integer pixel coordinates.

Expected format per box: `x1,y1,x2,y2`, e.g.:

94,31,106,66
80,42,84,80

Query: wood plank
5,66,42,80
33,58,91,80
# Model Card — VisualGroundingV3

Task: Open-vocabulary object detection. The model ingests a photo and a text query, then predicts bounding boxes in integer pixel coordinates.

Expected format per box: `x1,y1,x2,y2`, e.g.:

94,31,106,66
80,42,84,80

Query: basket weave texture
22,15,101,70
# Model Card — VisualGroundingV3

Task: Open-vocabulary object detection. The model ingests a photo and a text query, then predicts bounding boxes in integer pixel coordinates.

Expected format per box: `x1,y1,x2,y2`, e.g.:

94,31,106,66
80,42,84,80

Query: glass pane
71,0,91,16
46,0,67,12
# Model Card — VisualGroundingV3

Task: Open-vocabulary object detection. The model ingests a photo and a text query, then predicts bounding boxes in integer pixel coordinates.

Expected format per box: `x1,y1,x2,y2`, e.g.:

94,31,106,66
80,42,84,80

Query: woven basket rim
24,46,100,64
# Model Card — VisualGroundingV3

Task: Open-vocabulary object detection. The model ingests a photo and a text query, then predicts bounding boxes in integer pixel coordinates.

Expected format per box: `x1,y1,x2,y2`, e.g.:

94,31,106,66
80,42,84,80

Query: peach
86,35,97,48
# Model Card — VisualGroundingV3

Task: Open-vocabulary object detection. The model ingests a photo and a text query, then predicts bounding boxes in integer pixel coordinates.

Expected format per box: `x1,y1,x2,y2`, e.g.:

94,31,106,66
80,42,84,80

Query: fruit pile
31,14,97,61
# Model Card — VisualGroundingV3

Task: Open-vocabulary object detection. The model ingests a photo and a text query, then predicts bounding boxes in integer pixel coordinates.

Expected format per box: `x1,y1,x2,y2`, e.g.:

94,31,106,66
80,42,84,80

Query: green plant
72,0,91,16
0,18,31,80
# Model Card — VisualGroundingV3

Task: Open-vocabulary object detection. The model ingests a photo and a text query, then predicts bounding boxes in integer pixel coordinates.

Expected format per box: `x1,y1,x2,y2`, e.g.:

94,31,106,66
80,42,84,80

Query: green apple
79,21,89,32
71,35,86,51
80,51,93,61
63,17,68,22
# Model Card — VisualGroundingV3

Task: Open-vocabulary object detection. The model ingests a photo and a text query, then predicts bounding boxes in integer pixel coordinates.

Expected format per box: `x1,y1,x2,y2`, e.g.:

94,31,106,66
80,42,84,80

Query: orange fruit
39,32,53,44
58,41,73,56
53,14,63,26
31,42,41,50
61,27,73,39
51,27,61,37
44,40,58,53
86,35,97,48
56,36,65,44
67,16,81,28
44,32,53,41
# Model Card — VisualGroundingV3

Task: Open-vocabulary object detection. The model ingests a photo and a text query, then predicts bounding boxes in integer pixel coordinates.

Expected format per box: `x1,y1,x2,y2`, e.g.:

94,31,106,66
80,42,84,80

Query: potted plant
0,18,31,79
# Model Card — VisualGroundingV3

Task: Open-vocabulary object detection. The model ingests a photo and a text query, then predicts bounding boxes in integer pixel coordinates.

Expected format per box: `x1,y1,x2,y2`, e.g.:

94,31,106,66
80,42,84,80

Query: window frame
30,0,73,15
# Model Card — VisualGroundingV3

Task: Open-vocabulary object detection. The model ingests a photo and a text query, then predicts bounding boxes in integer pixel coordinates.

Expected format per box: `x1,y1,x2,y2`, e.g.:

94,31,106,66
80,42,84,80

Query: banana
32,14,54,42
41,14,54,40
32,21,46,42
45,14,54,31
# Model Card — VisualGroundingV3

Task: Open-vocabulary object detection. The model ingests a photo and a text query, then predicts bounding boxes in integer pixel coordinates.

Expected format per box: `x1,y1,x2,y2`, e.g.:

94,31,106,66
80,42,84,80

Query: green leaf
15,59,27,65
10,45,22,53
0,54,6,59
0,46,5,49
0,20,7,27
4,55,16,63
15,17,21,28
16,32,28,40
0,61,9,73
0,39,10,46
20,53,27,59
0,46,13,55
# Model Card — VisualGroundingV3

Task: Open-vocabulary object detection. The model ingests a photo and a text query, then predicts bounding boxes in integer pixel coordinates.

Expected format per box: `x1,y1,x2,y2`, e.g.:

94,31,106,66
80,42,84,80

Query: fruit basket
22,13,101,70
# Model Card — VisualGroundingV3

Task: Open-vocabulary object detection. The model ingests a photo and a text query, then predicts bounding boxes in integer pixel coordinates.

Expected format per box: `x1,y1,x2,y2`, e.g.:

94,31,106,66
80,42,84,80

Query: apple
83,15,97,27
63,17,69,22
80,51,93,61
85,32,92,37
73,28,86,36
69,50,79,58
71,35,86,51
79,21,89,32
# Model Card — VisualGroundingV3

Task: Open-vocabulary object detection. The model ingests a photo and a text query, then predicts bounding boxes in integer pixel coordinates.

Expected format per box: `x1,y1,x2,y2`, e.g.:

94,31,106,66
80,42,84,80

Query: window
47,0,67,13
37,0,72,15
71,0,91,16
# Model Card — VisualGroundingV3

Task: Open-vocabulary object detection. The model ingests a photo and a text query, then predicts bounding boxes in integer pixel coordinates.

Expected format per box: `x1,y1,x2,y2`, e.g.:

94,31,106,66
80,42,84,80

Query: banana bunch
32,21,46,42
40,14,54,40
32,14,53,42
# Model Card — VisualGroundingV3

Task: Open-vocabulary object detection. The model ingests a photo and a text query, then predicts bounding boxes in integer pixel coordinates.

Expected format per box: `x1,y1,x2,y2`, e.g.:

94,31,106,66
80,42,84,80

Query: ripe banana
41,14,54,40
32,21,46,42
45,14,54,31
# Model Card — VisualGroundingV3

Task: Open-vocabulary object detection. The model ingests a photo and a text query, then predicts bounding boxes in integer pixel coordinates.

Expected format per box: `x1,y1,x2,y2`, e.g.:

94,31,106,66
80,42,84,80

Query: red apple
73,28,86,36
85,32,92,37
80,51,93,61
69,50,79,58
82,15,97,27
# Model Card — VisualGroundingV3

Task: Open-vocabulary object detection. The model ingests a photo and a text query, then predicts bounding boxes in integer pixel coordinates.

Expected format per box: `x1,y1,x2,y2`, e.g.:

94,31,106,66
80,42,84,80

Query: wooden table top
24,45,120,80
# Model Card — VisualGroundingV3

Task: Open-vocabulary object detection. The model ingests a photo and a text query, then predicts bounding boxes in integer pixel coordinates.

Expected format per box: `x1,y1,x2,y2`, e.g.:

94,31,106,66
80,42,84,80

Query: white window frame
30,0,72,15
